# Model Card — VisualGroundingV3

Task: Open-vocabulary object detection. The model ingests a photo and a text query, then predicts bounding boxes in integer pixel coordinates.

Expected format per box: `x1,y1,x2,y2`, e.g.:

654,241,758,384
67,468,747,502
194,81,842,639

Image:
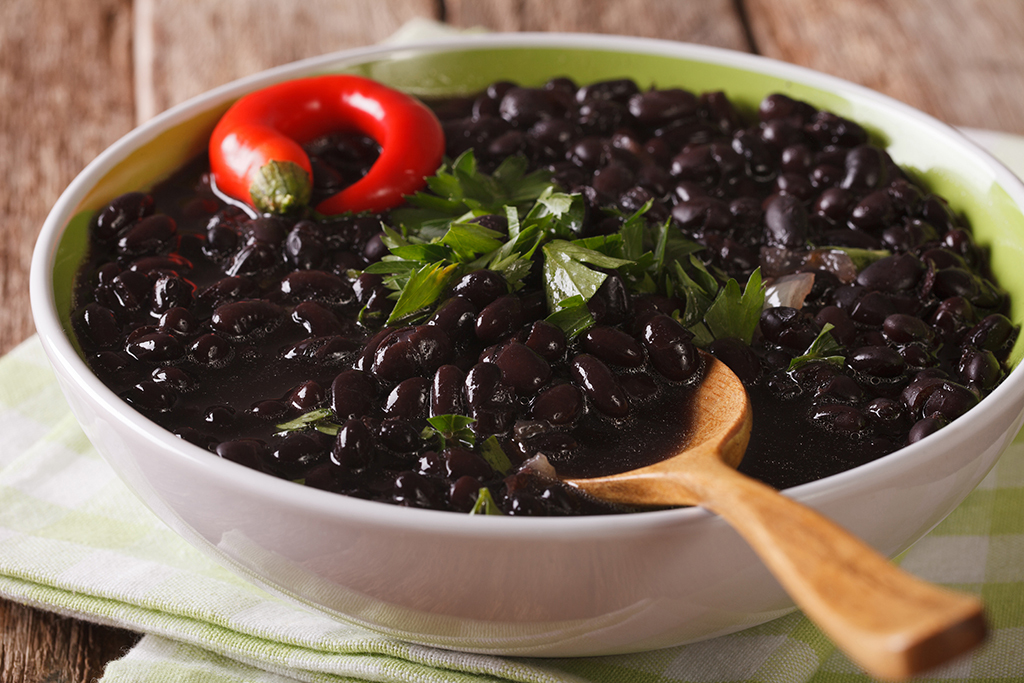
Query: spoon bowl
566,353,986,680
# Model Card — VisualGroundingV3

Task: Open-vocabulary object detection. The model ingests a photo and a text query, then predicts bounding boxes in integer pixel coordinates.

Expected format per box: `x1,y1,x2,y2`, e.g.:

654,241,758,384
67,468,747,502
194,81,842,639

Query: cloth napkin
3,336,1024,683
8,16,1024,676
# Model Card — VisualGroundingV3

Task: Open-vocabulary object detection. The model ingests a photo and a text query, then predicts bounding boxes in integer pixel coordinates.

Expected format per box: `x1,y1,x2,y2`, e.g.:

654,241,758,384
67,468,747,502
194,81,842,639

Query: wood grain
745,0,1024,134
445,0,751,50
0,601,140,683
137,0,440,120
0,0,135,357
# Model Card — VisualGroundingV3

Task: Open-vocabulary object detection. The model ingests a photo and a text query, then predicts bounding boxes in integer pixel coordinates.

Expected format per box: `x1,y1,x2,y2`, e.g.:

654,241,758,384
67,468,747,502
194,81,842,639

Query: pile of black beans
71,77,1016,515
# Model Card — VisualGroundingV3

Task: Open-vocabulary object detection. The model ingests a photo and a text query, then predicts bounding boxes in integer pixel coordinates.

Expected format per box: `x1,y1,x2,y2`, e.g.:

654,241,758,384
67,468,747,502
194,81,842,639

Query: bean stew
70,77,1017,516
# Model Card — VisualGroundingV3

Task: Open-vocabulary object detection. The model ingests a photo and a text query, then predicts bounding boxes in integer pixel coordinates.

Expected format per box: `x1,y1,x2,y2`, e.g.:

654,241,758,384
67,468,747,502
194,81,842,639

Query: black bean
392,471,445,509
582,326,644,367
331,369,377,419
921,381,978,421
628,88,697,126
150,275,194,315
810,404,867,433
476,295,523,343
672,197,732,233
73,303,120,348
217,439,269,471
241,216,287,245
384,377,430,420
465,362,513,411
812,187,854,221
930,296,977,340
451,269,508,308
271,432,325,476
816,375,864,403
958,348,1001,390
284,221,327,270
763,194,808,248
882,314,934,345
204,405,235,427
125,331,184,363
855,253,924,292
963,314,1015,355
849,292,896,326
123,380,177,412
110,270,153,314
848,190,894,232
670,145,717,183
94,192,154,242
151,366,194,391
531,383,583,425
197,275,258,307
907,416,948,444
864,397,906,429
494,342,552,396
522,320,567,361
286,380,323,412
499,87,565,127
332,419,373,470
116,214,176,258
775,172,815,200
426,296,478,342
431,365,466,417
760,307,820,352
848,345,906,378
900,374,949,414
805,111,867,148
189,333,233,368
158,307,196,336
211,300,284,339
570,354,629,418
377,418,421,452
641,315,700,381
841,144,887,191
814,306,857,347
576,78,640,104
129,254,193,276
291,301,345,337
251,400,289,420
279,270,350,303
443,447,494,480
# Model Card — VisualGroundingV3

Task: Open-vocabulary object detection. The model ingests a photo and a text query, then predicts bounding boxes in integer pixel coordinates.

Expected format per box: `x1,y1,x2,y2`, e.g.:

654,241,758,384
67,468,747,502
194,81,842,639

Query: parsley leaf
423,414,477,450
479,435,514,475
703,268,765,345
276,408,342,436
469,487,503,515
541,239,634,315
789,323,846,371
386,261,460,325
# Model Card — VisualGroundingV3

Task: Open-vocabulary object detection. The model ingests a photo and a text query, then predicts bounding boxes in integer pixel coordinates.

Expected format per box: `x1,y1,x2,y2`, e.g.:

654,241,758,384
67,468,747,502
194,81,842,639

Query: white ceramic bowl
30,33,1024,656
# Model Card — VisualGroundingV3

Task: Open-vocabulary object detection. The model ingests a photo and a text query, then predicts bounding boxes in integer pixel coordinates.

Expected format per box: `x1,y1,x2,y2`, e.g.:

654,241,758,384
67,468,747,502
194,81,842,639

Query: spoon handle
684,461,985,680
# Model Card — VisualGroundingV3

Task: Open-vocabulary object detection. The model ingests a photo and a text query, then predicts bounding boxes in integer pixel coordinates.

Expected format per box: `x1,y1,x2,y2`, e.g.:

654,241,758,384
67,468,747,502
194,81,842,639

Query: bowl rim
30,31,1024,540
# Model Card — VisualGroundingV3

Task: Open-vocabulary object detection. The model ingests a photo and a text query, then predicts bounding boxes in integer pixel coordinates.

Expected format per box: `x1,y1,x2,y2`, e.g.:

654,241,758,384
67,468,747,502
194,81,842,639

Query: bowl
30,33,1024,656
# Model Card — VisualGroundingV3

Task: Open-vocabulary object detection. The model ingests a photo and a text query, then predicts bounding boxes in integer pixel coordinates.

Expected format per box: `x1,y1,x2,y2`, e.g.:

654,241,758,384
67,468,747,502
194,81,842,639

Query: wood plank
138,0,441,120
0,0,135,356
745,0,1024,134
0,600,140,683
445,0,751,50
0,2,141,680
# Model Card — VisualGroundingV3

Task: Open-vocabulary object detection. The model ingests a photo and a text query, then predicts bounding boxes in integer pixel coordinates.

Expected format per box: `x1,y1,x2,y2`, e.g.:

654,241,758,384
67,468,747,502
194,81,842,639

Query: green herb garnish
479,435,514,475
422,414,477,450
788,323,846,371
276,408,342,436
469,487,503,515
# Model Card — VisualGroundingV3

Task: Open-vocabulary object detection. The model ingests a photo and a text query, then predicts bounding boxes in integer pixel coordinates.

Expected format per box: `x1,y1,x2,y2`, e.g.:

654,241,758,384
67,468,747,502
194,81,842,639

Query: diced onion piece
764,272,816,310
520,454,558,479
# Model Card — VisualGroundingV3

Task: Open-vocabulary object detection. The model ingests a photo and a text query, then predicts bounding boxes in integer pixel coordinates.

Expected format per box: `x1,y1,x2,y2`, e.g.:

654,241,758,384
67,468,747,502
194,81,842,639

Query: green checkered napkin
3,338,1024,683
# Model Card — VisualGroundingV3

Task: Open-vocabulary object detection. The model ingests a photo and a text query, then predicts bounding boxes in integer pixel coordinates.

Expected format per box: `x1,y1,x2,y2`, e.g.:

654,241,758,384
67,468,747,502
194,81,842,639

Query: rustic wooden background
3,0,1024,679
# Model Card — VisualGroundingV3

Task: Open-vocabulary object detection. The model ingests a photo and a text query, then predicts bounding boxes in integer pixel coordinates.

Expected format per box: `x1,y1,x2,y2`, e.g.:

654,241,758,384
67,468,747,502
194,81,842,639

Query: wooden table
3,1,1024,680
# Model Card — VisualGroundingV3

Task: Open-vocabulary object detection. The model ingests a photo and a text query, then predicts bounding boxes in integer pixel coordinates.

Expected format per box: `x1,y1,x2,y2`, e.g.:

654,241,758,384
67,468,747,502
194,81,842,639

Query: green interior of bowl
54,44,1024,365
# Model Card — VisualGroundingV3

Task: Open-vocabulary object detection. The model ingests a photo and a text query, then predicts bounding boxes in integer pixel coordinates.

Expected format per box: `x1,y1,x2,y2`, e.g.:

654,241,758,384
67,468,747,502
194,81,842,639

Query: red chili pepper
209,75,445,215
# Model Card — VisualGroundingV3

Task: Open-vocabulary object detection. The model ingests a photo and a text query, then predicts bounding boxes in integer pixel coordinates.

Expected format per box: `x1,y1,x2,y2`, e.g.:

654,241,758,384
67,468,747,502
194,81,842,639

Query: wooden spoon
564,352,986,681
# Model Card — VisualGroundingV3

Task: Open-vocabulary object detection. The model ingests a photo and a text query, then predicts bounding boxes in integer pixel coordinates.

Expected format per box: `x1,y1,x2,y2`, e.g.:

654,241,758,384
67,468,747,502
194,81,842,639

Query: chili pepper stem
250,160,312,214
